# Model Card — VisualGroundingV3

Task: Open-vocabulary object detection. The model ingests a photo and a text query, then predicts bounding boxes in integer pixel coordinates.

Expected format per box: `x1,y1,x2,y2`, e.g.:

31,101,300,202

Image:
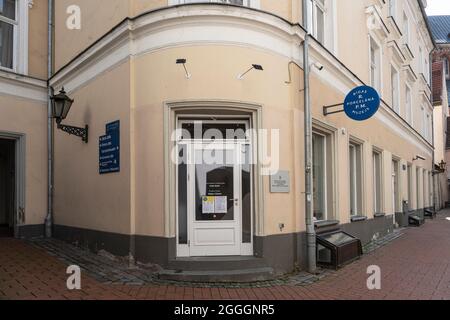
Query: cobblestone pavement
2,210,450,300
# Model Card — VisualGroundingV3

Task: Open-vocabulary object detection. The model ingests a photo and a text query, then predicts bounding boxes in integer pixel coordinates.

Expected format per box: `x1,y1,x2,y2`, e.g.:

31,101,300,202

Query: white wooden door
188,142,241,257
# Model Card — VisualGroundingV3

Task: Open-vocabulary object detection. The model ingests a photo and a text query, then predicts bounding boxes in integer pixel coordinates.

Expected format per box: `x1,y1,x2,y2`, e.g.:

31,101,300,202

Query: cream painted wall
53,1,303,72
132,45,301,237
52,42,434,238
131,0,169,16
49,2,435,240
28,0,48,79
52,0,433,140
53,62,132,235
0,95,47,225
54,0,130,70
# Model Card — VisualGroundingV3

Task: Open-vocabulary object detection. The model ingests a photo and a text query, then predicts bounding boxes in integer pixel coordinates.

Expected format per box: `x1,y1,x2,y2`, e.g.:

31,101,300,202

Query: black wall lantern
51,88,88,143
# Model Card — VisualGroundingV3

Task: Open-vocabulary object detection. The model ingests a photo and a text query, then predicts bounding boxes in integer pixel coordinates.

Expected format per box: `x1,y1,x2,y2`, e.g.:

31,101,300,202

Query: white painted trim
50,5,305,92
48,4,433,157
390,63,401,114
0,71,47,102
165,100,264,242
17,0,29,75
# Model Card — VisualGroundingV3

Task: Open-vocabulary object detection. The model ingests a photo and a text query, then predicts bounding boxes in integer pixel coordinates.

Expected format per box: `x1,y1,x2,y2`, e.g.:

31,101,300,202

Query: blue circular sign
344,86,380,121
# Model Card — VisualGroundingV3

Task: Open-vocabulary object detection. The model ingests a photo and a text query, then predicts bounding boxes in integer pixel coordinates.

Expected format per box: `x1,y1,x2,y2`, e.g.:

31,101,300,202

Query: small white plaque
270,171,290,193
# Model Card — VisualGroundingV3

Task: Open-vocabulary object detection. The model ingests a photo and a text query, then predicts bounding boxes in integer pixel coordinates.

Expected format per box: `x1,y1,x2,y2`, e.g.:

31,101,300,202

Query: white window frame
369,35,382,94
391,158,400,213
421,106,426,137
426,113,432,141
168,0,260,9
306,0,337,53
389,0,396,19
373,150,383,215
405,84,412,124
0,0,28,74
418,46,423,75
308,0,326,45
445,58,450,80
312,131,328,222
391,64,400,113
403,12,410,45
349,140,363,217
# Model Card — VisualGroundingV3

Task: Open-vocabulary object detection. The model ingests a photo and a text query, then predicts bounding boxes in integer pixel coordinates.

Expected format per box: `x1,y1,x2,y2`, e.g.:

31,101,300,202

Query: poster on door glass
202,196,215,214
214,196,227,214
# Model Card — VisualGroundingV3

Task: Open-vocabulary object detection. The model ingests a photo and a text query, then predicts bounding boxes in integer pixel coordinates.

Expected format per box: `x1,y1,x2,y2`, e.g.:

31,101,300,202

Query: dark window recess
177,145,188,244
316,231,362,269
242,144,252,243
181,123,247,140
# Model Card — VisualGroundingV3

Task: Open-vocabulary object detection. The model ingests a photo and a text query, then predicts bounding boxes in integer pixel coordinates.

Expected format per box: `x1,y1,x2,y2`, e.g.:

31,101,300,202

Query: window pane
178,145,188,244
391,67,399,112
389,0,396,17
185,0,245,5
407,165,412,207
241,144,252,243
0,0,15,20
181,122,247,140
0,20,13,69
373,153,382,214
406,87,412,123
313,134,326,221
195,149,235,221
226,0,244,5
370,39,380,91
350,143,362,216
316,7,325,44
416,168,420,209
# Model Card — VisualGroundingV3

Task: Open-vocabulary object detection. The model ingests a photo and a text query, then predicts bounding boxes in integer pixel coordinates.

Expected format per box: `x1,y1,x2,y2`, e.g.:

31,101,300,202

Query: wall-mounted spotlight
413,155,426,161
312,62,324,71
238,64,264,80
176,58,191,79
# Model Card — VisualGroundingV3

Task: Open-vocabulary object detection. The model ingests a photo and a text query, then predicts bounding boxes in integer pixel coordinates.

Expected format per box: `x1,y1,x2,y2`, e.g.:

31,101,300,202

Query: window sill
351,216,367,223
315,220,340,229
374,213,385,218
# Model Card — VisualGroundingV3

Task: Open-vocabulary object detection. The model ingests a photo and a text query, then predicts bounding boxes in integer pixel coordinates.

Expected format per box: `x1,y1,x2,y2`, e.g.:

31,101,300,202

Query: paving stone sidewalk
2,210,450,300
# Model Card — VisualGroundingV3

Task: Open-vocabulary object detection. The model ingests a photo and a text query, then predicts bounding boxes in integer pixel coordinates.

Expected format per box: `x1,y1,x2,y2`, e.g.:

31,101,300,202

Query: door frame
164,101,265,261
175,117,254,257
187,141,243,257
0,131,25,238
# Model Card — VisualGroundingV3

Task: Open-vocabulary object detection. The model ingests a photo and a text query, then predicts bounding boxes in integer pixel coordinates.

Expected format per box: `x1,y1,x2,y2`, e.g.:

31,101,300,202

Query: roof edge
418,0,438,50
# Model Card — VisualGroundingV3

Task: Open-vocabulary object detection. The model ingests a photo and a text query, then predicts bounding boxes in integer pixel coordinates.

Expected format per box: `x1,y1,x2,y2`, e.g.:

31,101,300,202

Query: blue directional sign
99,120,120,174
344,86,380,121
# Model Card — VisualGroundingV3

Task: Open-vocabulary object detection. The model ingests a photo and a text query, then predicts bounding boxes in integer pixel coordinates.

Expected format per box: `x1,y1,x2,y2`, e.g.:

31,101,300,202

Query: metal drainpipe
430,49,437,211
45,0,54,238
302,0,317,274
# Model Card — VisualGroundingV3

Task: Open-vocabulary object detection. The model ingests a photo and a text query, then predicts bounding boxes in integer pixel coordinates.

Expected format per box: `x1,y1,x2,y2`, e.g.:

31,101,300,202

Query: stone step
167,256,268,272
158,267,275,283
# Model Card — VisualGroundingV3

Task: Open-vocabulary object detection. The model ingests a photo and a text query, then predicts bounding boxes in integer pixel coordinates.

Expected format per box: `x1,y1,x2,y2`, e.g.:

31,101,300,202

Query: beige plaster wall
53,62,132,235
0,95,47,225
28,0,48,79
54,0,130,70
